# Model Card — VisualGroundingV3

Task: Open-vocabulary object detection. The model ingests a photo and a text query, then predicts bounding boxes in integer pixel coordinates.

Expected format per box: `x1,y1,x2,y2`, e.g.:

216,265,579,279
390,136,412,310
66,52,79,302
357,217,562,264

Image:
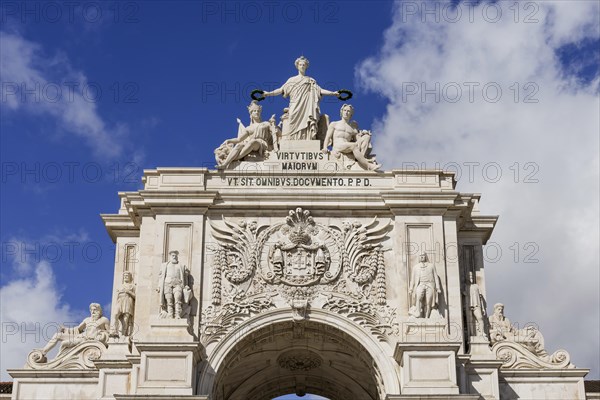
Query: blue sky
1,0,599,390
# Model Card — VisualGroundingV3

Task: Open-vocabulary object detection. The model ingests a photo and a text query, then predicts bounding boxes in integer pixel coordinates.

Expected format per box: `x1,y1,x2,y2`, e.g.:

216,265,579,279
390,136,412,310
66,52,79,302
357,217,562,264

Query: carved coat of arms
203,208,397,344
265,209,337,286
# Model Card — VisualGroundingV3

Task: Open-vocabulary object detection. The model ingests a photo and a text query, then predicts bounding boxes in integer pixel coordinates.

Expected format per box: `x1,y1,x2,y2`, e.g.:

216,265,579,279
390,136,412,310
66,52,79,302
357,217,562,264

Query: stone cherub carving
321,104,381,171
113,271,136,337
34,303,110,363
262,56,340,141
215,100,280,169
468,271,487,338
157,250,192,318
408,253,443,319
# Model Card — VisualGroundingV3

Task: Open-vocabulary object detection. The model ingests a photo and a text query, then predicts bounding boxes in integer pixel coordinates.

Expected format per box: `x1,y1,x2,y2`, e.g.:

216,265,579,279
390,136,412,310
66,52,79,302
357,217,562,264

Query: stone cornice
101,167,497,242
499,369,590,378
100,213,139,242
101,190,219,241
381,191,460,213
394,342,463,362
7,369,99,379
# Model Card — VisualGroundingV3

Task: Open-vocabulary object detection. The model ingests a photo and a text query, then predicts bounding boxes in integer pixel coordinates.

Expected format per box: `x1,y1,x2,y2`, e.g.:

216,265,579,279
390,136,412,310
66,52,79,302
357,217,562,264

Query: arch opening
210,320,384,400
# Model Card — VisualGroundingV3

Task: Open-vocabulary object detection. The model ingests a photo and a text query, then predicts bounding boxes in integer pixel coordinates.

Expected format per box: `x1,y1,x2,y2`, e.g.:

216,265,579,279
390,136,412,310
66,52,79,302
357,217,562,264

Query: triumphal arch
9,57,589,399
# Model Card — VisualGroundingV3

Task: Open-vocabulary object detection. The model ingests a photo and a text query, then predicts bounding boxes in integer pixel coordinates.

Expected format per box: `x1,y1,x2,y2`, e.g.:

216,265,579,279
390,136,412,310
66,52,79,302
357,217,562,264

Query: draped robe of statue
282,75,323,140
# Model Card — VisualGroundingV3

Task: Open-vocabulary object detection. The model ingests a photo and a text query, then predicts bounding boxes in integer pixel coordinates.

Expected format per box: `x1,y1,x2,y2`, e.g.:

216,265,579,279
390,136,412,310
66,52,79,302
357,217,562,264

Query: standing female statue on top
261,56,340,140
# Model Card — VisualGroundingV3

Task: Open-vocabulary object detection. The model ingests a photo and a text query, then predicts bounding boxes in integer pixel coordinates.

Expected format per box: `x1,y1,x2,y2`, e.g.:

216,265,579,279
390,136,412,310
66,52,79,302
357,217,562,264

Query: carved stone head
294,56,310,72
340,103,355,119
89,303,103,319
493,303,504,315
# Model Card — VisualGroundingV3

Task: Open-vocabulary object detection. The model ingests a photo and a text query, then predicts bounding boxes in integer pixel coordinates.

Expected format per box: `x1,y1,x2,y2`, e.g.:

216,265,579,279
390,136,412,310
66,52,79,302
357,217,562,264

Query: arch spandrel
198,309,400,399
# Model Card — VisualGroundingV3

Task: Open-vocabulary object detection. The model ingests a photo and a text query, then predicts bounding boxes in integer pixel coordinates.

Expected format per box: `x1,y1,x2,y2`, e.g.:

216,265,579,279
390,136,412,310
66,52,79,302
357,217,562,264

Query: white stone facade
8,143,590,398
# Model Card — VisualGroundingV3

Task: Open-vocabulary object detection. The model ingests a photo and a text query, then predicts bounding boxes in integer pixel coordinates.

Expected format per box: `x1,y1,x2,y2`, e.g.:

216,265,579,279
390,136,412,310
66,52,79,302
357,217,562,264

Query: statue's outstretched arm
263,87,284,97
321,88,340,97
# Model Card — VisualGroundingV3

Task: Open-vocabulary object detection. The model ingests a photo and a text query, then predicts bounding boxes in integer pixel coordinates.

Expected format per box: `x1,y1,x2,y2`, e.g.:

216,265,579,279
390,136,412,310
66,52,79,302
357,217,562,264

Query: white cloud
0,31,126,158
0,261,83,380
0,232,93,380
357,0,599,377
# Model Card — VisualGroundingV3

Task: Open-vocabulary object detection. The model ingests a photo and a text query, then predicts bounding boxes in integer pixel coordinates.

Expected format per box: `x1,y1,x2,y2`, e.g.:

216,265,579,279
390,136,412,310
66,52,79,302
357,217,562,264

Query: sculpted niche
408,253,443,319
158,250,193,319
113,271,136,337
468,271,487,338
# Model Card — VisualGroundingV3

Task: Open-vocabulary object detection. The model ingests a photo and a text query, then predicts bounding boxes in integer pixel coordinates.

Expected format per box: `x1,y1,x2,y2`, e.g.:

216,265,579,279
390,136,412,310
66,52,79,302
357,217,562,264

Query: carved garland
375,249,387,305
211,247,225,305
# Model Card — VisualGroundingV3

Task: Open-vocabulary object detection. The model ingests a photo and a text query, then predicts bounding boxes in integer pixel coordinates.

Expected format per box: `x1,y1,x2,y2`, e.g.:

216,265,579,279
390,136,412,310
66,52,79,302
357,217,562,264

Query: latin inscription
223,151,373,187
275,152,324,161
226,177,371,187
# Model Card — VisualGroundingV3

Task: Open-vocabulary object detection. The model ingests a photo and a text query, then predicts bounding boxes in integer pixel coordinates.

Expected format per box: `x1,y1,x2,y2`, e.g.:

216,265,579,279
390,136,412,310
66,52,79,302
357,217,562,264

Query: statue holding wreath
256,56,351,141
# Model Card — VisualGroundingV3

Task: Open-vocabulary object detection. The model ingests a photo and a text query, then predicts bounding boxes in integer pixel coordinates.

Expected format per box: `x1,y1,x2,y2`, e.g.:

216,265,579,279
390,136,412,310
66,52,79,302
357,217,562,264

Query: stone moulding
26,341,106,370
492,341,573,369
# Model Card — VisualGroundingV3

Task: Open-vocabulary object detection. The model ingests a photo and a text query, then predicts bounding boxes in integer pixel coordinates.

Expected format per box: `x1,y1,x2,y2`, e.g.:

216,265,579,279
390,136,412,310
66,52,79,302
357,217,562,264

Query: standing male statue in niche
468,271,487,338
321,104,381,171
37,303,110,360
113,271,136,336
157,250,191,318
409,253,443,318
262,56,340,140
